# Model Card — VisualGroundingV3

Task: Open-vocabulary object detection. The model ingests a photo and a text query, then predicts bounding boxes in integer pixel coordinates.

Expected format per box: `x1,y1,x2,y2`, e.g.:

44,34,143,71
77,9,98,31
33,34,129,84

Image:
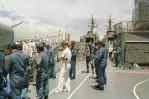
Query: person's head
16,43,23,50
10,43,17,50
5,44,12,54
5,43,17,54
42,42,46,47
71,41,75,48
95,41,103,48
62,41,69,49
46,44,50,49
36,44,44,53
102,42,105,47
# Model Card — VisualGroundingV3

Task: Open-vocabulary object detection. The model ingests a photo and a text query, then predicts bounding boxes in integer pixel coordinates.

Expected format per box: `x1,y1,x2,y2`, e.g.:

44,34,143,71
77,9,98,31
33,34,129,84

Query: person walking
55,42,72,93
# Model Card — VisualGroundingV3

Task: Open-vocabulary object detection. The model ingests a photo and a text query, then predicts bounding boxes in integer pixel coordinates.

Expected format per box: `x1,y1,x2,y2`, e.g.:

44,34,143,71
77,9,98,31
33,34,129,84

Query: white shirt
23,42,29,56
27,43,33,57
61,47,72,63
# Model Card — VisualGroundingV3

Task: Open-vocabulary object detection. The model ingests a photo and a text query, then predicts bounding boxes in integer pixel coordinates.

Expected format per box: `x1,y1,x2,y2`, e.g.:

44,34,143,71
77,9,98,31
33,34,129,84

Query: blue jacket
5,50,26,89
71,47,77,61
95,47,108,67
6,50,26,77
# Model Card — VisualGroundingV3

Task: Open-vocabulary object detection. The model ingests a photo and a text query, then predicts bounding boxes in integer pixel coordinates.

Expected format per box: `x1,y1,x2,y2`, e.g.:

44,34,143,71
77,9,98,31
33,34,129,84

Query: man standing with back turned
94,41,108,90
70,41,77,80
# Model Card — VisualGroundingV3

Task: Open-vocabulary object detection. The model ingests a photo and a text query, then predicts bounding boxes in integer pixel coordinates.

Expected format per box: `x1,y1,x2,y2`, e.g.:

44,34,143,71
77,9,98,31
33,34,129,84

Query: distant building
78,16,99,60
80,16,99,43
111,0,149,64
105,16,115,51
59,30,71,41
133,0,149,30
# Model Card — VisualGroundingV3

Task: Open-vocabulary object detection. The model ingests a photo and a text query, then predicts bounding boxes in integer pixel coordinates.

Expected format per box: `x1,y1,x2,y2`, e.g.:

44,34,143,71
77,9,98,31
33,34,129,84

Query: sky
0,0,134,40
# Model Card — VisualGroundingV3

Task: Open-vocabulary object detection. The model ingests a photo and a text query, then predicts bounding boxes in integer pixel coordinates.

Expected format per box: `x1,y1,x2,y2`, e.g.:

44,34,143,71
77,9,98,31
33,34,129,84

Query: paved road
135,78,149,99
49,61,149,99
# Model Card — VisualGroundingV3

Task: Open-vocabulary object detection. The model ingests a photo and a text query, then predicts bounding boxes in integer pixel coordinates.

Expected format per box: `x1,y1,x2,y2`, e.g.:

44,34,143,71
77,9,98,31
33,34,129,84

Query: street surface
48,61,149,99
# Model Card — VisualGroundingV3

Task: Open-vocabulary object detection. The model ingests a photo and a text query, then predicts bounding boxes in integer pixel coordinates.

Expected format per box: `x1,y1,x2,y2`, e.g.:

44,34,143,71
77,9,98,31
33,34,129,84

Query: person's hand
29,81,36,85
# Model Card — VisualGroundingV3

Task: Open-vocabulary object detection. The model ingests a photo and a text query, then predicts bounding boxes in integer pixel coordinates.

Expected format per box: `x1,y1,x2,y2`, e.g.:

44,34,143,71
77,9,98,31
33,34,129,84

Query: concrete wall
125,32,149,41
123,32,149,64
125,42,149,64
134,0,149,30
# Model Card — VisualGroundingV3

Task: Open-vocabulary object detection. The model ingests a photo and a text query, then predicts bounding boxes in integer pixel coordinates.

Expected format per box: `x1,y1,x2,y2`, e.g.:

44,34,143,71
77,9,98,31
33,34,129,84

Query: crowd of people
0,39,108,99
0,40,78,99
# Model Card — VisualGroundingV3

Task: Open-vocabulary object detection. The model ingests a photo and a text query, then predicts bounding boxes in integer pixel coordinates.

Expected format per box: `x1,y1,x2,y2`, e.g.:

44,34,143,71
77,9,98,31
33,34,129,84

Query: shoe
52,76,56,79
93,85,100,88
49,75,56,78
44,96,48,99
104,80,107,85
93,85,104,91
92,76,98,79
99,86,104,90
71,77,76,80
63,88,71,93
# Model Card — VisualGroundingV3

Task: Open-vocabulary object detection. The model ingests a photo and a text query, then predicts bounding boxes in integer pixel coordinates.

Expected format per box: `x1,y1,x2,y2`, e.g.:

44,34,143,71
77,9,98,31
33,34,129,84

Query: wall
125,42,149,64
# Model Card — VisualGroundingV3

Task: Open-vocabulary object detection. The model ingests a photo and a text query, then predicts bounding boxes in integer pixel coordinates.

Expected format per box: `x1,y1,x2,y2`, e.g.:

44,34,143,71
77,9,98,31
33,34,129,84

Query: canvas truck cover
0,23,14,51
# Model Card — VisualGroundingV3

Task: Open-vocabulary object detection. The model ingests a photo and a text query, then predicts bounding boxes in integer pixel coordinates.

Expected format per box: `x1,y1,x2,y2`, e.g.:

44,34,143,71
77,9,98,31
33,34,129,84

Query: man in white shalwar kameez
55,42,72,93
22,42,28,56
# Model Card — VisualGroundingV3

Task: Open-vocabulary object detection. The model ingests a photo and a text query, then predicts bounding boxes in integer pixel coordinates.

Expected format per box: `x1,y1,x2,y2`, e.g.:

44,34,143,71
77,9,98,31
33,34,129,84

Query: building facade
80,16,98,43
133,0,149,30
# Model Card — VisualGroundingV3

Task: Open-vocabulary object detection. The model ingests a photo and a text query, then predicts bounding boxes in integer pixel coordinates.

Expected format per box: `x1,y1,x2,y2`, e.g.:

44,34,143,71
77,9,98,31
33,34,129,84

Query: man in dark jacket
4,43,26,99
70,41,77,80
36,44,49,99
